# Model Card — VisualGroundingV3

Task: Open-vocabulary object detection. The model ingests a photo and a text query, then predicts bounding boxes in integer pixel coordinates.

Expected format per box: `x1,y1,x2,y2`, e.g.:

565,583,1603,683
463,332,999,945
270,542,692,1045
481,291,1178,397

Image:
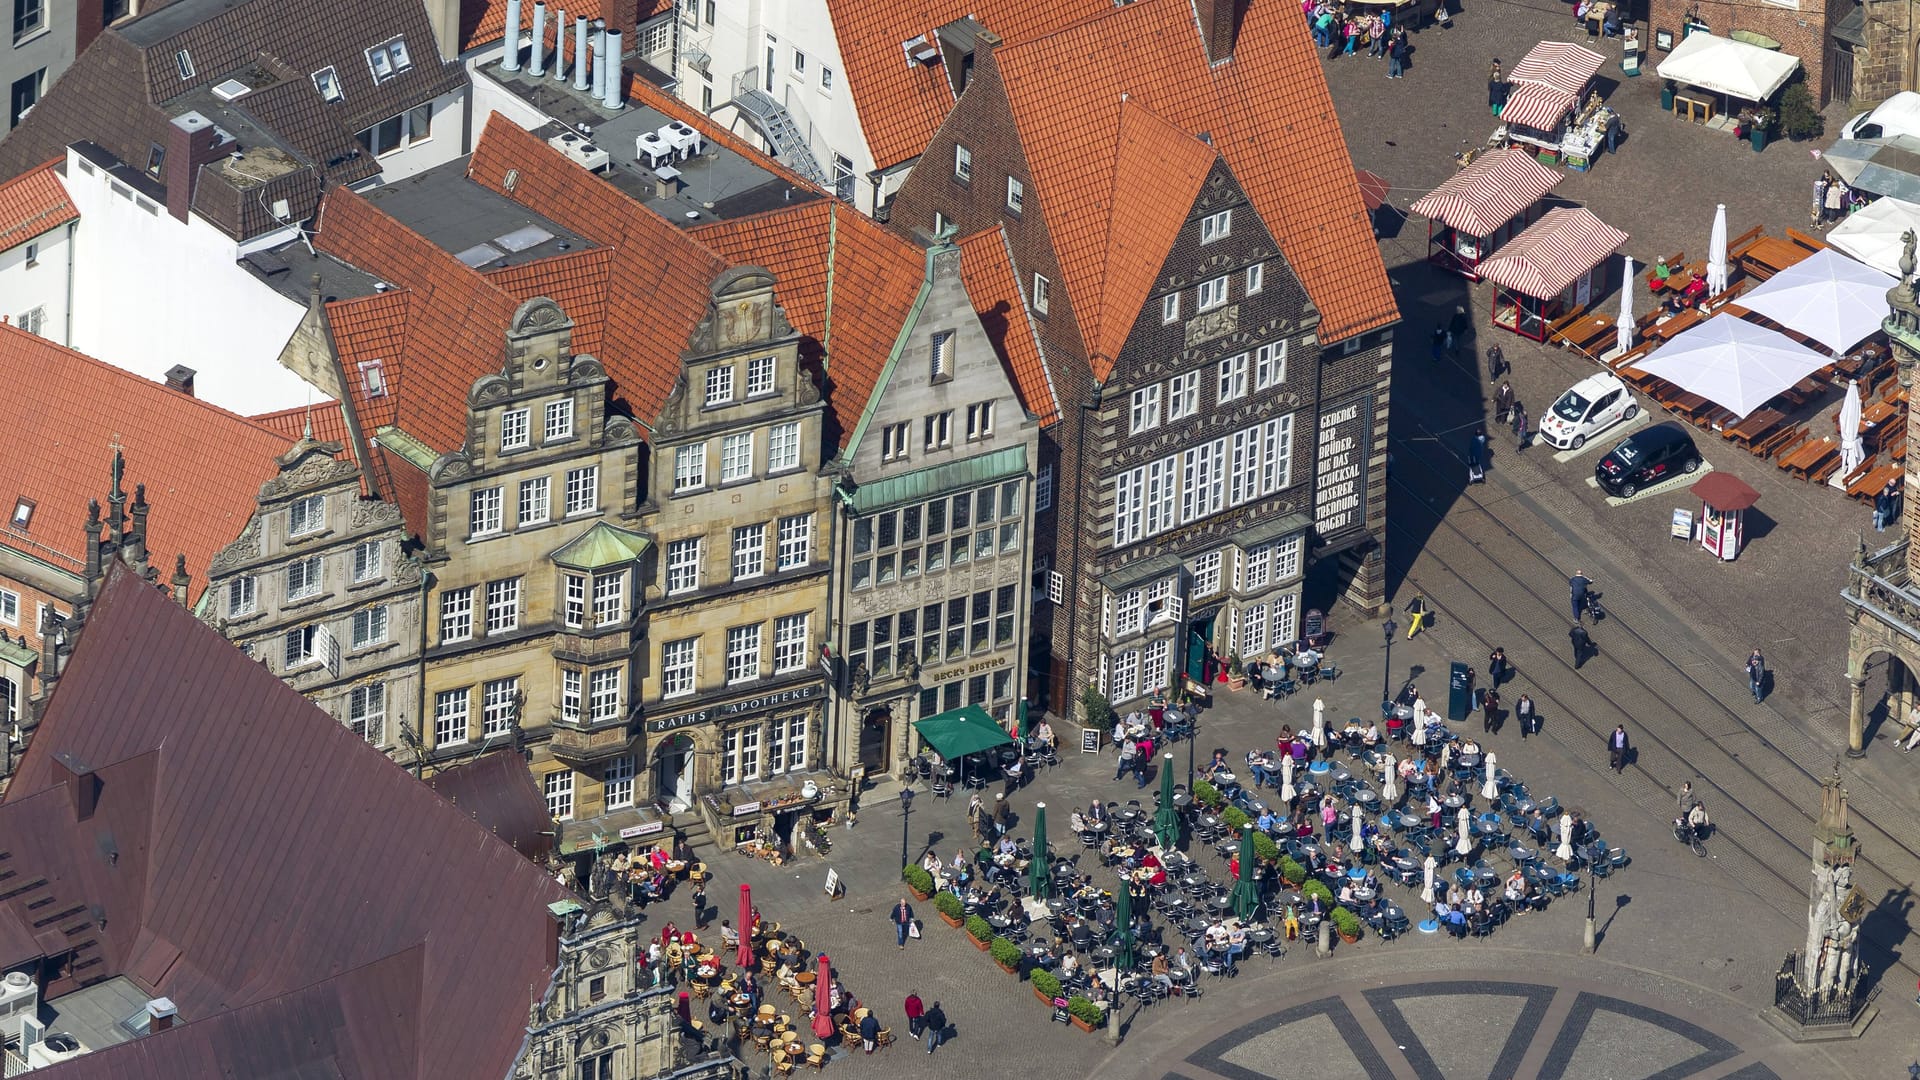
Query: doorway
859,706,891,774
1186,612,1216,686
653,733,694,813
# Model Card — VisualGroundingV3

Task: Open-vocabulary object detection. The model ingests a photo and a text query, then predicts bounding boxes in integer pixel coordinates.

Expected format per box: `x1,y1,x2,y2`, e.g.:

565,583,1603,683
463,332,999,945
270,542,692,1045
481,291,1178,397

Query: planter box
907,886,931,901
1338,930,1361,944
1070,1015,1099,1033
938,912,963,928
1226,676,1248,691
969,934,992,951
995,959,1019,975
1033,986,1054,1006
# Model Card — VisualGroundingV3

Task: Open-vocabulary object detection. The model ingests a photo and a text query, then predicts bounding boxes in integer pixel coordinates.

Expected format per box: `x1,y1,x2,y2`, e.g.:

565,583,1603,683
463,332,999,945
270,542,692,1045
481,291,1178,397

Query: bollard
1317,919,1333,957
1105,1005,1121,1045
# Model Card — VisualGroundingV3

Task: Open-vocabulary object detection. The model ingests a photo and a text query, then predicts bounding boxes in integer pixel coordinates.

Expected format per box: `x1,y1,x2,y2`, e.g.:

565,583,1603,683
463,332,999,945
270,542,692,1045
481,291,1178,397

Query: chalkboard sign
1051,997,1071,1024
1447,662,1472,721
1301,608,1326,646
1081,728,1101,754
824,869,842,900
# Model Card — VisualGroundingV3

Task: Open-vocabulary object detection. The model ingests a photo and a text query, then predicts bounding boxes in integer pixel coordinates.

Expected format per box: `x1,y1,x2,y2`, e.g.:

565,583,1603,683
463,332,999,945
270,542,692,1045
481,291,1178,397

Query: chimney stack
572,17,591,91
500,0,523,70
1194,0,1241,64
163,364,196,396
146,998,177,1033
553,8,568,81
162,112,231,224
53,751,99,822
591,21,607,100
602,29,624,110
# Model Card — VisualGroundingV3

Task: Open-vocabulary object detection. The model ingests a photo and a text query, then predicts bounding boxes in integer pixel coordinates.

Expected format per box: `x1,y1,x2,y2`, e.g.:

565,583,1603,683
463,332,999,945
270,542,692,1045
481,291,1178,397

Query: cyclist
1405,596,1430,639
1686,801,1709,840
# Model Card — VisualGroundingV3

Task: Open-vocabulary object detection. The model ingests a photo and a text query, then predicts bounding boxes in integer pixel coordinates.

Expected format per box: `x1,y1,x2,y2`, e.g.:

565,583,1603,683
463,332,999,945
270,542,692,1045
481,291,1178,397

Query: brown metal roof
3,565,572,1080
428,751,556,863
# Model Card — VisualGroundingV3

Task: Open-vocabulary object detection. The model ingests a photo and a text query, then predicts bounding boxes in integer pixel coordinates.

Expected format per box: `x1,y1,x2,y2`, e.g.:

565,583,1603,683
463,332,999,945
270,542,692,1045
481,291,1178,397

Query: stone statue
1901,228,1916,284
1795,767,1865,1004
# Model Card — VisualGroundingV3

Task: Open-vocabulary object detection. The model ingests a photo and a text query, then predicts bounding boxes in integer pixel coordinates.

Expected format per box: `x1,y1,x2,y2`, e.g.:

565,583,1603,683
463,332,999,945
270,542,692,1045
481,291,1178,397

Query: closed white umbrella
1439,742,1453,773
1381,751,1399,802
1351,804,1365,850
1455,806,1473,856
1481,752,1499,800
1410,712,1427,746
1706,203,1729,295
1421,855,1438,904
1280,754,1296,802
1616,255,1635,354
1311,699,1327,747
1838,379,1866,479
1556,813,1575,861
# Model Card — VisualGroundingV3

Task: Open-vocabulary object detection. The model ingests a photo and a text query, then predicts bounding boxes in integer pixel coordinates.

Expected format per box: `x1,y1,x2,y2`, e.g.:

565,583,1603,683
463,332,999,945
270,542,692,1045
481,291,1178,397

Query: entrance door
1186,613,1215,685
654,733,694,813
859,707,891,773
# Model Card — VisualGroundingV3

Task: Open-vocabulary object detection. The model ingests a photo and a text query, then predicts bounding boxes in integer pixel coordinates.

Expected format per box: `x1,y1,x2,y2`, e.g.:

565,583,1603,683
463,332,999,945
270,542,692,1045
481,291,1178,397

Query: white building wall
62,149,317,414
0,222,73,345
354,87,471,184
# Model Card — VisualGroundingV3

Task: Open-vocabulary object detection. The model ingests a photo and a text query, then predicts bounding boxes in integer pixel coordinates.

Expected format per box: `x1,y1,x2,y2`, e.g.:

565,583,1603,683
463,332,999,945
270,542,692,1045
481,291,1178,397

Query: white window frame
881,422,910,462
603,755,637,809
1032,274,1050,315
365,36,411,82
560,668,583,722
352,540,383,583
592,571,625,626
563,573,587,628
501,408,530,451
1192,551,1223,597
769,713,807,774
773,613,808,672
746,354,776,397
519,476,551,526
1261,415,1295,494
1112,466,1143,548
544,769,574,821
1035,465,1053,512
1110,649,1140,703
1200,209,1232,244
1161,293,1180,324
1274,591,1300,645
470,486,504,537
666,538,701,594
439,587,474,642
1255,341,1286,390
284,625,316,669
1145,455,1177,536
286,556,322,601
588,668,622,722
726,624,762,684
289,494,325,536
1197,274,1230,311
924,411,953,450
312,66,343,102
483,676,519,737
673,443,706,491
1129,386,1161,433
777,514,812,569
1246,262,1265,295
564,465,599,516
348,683,385,743
954,144,972,181
966,402,995,440
226,576,257,617
1006,176,1024,213
768,421,801,472
662,638,697,697
545,399,575,441
1241,602,1269,656
1144,638,1171,693
1218,353,1249,403
705,365,735,406
721,432,754,482
1169,371,1199,420
434,688,470,747
485,578,520,635
1273,535,1304,581
1180,438,1226,523
351,604,388,648
732,524,766,580
930,330,955,381
724,725,762,784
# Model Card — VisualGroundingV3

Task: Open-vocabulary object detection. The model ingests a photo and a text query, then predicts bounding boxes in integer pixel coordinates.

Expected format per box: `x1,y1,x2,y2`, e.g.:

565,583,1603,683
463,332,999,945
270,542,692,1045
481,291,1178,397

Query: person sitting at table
1034,719,1056,752
1087,801,1108,824
1256,807,1278,834
1466,886,1486,914
1650,259,1672,290
1460,736,1482,756
996,835,1018,861
1362,720,1382,748
1447,906,1469,938
1202,748,1231,779
1289,737,1311,764
1227,925,1249,966
1682,272,1708,305
1069,809,1088,834
1247,751,1276,788
1342,716,1365,740
719,920,740,952
1505,869,1528,902
1338,881,1357,906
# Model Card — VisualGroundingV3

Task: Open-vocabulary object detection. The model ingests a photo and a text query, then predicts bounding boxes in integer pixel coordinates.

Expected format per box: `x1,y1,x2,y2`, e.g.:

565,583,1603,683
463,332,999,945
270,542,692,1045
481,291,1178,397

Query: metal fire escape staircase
723,67,827,186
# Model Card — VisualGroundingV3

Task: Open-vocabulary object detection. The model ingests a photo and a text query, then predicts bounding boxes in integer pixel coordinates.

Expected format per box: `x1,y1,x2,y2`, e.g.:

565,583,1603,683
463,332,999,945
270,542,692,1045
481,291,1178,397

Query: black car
1593,422,1700,497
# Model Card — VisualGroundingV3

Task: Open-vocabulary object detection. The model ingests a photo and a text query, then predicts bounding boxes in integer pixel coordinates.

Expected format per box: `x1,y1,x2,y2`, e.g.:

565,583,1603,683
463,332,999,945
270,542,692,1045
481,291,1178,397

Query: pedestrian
1481,687,1501,732
1511,402,1529,450
905,992,926,1039
993,793,1011,836
1387,28,1408,78
1604,111,1623,153
691,877,707,928
1487,646,1509,686
892,896,914,948
1448,305,1471,357
1875,479,1900,531
1495,380,1514,421
1826,179,1847,223
1114,738,1136,781
1430,325,1445,362
860,1009,880,1054
1488,59,1504,115
923,1001,948,1054
1570,622,1593,668
1746,649,1766,703
1569,569,1592,623
1467,427,1488,483
1487,343,1508,380
967,792,983,828
1514,694,1537,738
1606,724,1629,773
1676,780,1693,818
1811,175,1828,228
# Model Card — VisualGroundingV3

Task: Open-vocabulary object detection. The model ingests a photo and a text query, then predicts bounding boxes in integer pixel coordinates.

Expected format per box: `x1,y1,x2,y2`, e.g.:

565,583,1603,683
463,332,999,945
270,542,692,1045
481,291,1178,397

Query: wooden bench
1785,226,1828,254
1756,425,1808,461
1545,304,1590,343
1727,225,1764,260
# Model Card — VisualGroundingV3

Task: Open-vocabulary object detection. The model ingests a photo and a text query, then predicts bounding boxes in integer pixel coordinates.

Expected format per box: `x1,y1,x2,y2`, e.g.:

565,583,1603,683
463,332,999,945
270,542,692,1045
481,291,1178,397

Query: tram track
1381,428,1919,981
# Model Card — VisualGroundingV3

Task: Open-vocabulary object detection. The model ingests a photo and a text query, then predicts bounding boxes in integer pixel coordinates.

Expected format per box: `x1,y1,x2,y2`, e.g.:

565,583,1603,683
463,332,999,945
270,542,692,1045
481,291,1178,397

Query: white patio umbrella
1633,314,1832,418
1351,804,1365,850
1420,855,1438,905
1279,754,1296,802
1439,742,1453,772
1455,807,1473,856
1616,255,1635,355
1556,813,1575,861
1705,203,1729,295
1311,699,1327,747
1838,379,1866,479
1737,247,1898,354
1381,752,1399,802
1481,752,1499,800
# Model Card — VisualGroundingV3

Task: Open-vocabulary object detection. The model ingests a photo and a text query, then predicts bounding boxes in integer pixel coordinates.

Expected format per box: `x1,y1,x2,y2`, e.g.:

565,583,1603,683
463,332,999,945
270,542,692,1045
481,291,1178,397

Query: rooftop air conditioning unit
27,1031,87,1068
0,971,36,1039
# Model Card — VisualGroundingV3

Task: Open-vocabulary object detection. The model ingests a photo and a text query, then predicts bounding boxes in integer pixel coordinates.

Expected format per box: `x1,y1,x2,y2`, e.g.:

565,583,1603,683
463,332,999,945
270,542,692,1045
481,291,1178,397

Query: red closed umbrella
812,954,836,1038
737,884,753,968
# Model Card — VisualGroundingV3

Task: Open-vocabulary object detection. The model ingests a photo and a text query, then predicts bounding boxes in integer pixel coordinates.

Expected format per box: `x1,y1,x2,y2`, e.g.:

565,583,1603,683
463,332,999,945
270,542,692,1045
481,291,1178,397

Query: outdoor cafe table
1354,787,1380,806
1507,844,1538,862
1444,794,1466,809
1722,407,1789,449
1779,436,1838,479
1555,312,1615,355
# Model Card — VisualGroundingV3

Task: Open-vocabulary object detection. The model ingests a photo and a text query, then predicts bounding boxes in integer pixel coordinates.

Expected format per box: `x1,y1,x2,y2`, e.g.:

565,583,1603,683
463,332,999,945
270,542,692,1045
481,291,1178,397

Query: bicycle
1672,818,1707,858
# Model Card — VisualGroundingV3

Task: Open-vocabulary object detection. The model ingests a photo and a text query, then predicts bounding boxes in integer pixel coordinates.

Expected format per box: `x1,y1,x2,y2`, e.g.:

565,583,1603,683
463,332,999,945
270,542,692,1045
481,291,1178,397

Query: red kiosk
1478,207,1628,341
1691,472,1759,561
1409,148,1562,280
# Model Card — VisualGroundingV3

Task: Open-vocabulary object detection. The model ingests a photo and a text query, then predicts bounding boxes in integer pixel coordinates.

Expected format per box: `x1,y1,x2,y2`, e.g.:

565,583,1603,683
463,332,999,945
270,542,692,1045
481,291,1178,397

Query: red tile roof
992,0,1399,342
957,226,1058,425
827,0,1114,171
5,565,572,1080
0,159,76,252
249,401,355,447
0,326,287,590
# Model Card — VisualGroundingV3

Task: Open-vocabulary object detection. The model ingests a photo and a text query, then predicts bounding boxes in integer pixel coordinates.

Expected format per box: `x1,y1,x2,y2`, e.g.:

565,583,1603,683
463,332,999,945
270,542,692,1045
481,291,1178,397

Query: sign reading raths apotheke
1314,395,1372,540
645,682,822,733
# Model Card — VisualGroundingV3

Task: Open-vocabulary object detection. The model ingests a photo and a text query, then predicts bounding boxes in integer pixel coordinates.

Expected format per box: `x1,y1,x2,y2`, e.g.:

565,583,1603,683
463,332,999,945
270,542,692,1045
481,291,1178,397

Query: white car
1840,92,1920,142
1538,373,1637,450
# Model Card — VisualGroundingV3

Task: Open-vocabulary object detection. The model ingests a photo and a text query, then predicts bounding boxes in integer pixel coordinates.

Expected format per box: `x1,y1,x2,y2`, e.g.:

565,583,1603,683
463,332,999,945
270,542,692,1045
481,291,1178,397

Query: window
662,638,697,697
954,144,972,181
1260,415,1296,493
1145,455,1177,535
485,579,520,634
592,571,625,626
1193,551,1223,597
1230,425,1262,506
544,769,574,820
673,444,706,491
724,726,761,784
603,756,637,809
14,306,43,335
1168,371,1200,420
1005,176,1024,213
365,36,412,82
354,113,407,155
284,626,316,669
1035,465,1053,512
792,48,806,72
174,48,193,79
768,421,801,472
433,689,470,746
545,399,574,440
1246,262,1264,294
1200,209,1232,244
352,540,383,583
289,494,325,536
747,354,776,396
726,624,761,683
1274,591,1299,645
1110,649,1140,703
563,573,587,627
705,365,735,406
483,677,519,737
564,466,599,515
348,684,385,743
439,587,474,642
930,329,955,381
1112,468,1143,548
732,525,766,580
286,556,322,601
1197,275,1230,311
360,359,386,397
13,0,42,40
1180,438,1226,523
666,538,701,594
821,66,835,89
881,422,910,462
470,487,503,537
0,589,15,627
150,142,168,177
774,613,808,672
1217,353,1248,403
768,714,807,774
714,432,752,482
492,412,529,457
588,668,621,722
1144,638,1171,693
351,605,388,648
6,69,37,128
1273,534,1303,581
20,241,33,267
923,411,952,450
1241,602,1269,656
777,514,812,569
933,210,949,235
519,477,551,525
226,576,256,617
1032,274,1050,315
1161,293,1180,324
312,66,342,102
1255,340,1286,390
965,402,995,440
1130,386,1161,433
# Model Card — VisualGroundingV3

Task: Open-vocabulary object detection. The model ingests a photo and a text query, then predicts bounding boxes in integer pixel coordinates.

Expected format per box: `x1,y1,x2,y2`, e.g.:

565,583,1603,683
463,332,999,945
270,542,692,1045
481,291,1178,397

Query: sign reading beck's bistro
646,682,822,733
1314,396,1371,540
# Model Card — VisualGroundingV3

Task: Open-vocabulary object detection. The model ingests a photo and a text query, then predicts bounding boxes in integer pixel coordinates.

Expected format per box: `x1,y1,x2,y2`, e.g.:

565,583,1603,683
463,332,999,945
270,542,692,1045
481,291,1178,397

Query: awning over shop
840,444,1027,514
1502,41,1606,131
1476,207,1628,298
1823,136,1920,202
1736,247,1896,353
1826,196,1920,277
1629,314,1831,417
1409,148,1562,236
1656,32,1799,102
914,705,1015,758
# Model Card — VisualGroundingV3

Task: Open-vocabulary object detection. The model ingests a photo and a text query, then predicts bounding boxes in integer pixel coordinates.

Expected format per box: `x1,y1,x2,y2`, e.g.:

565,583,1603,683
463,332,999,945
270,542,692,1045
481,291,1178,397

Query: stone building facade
1853,0,1920,104
202,433,426,757
828,233,1040,777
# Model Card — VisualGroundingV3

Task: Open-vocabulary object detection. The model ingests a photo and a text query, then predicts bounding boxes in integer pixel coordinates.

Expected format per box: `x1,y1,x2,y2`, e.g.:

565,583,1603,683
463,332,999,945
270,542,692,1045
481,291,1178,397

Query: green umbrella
1017,699,1031,738
1230,828,1260,920
1153,752,1180,850
1113,882,1136,969
1029,801,1052,898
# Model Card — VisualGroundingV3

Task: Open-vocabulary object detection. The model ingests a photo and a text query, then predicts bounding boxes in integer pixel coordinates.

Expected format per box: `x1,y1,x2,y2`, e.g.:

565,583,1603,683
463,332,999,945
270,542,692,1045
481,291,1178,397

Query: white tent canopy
1631,314,1832,417
1826,197,1920,278
1738,247,1896,353
1655,32,1800,102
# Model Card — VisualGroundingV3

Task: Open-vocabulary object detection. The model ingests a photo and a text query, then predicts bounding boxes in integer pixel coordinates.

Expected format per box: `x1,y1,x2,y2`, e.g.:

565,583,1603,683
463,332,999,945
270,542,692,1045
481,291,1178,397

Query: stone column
1847,676,1868,757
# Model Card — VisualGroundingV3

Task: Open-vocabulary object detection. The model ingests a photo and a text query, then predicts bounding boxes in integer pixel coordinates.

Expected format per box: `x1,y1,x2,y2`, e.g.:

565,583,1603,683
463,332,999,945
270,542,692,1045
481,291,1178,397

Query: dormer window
312,66,343,103
10,498,32,530
366,37,411,82
174,49,194,80
359,359,386,397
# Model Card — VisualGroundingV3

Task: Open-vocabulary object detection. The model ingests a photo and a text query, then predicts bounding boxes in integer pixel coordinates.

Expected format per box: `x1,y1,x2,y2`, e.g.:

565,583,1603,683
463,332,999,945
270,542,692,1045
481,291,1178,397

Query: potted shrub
1252,832,1280,866
1278,855,1308,887
1225,653,1248,691
1221,806,1251,833
1303,880,1335,908
1332,906,1364,943
1081,683,1115,735
934,891,965,928
1778,83,1823,141
965,915,994,949
989,936,1023,974
1748,107,1773,151
902,865,934,901
1660,78,1676,111
1193,780,1224,809
1066,996,1105,1032
1030,969,1062,1006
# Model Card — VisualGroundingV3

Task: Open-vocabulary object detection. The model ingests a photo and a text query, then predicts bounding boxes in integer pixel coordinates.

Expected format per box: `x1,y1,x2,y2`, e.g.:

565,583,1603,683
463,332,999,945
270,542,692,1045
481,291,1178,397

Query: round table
1091,946,1116,962
1214,771,1237,786
1355,788,1379,805
794,971,815,985
1205,893,1231,910
1247,928,1275,943
1353,887,1376,901
1509,846,1537,862
1166,709,1187,725
1331,768,1353,784
1458,753,1483,769
1444,795,1465,809
1090,821,1110,833
1309,761,1333,775
1345,866,1368,881
1172,793,1193,809
1117,808,1142,823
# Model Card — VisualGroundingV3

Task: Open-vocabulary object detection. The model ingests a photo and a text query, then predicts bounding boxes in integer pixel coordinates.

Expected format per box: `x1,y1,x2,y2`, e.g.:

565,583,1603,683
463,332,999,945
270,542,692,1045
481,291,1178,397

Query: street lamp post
899,788,915,869
1381,618,1398,715
1583,858,1597,954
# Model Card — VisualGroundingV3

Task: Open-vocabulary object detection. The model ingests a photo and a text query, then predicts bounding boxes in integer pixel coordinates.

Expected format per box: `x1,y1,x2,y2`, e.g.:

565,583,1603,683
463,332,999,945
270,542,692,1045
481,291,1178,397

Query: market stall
1690,472,1759,560
1478,206,1628,341
1409,148,1563,279
1822,136,1920,204
1497,42,1609,163
1655,32,1799,131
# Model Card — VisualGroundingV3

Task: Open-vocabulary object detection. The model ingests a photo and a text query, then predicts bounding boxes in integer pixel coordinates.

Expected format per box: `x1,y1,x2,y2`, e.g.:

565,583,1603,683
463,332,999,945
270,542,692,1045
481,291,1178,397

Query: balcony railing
1841,538,1920,644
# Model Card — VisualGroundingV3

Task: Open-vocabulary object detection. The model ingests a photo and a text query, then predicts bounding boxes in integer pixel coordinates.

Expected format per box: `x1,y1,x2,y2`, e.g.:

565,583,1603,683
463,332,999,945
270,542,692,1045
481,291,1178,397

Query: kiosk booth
1478,207,1628,341
1691,472,1759,560
1498,42,1608,161
1409,148,1563,279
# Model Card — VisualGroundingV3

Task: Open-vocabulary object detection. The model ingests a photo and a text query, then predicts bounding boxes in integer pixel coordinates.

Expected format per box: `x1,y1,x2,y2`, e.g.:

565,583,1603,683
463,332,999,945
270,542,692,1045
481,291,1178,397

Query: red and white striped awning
1502,41,1607,132
1409,148,1562,237
1479,207,1629,298
1501,84,1577,132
